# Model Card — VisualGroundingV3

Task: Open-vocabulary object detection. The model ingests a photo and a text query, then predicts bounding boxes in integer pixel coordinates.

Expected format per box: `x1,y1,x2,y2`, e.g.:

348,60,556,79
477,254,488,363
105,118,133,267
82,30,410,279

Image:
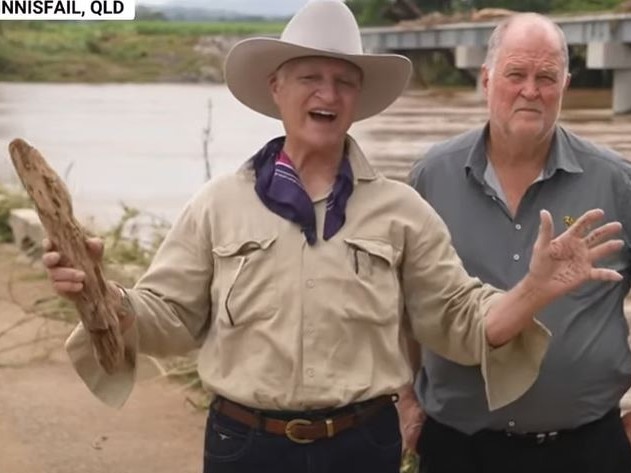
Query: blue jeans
203,401,402,473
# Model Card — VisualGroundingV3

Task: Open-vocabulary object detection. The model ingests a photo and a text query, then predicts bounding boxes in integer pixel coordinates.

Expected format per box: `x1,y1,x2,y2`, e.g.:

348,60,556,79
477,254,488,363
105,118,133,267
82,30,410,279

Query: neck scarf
252,137,354,245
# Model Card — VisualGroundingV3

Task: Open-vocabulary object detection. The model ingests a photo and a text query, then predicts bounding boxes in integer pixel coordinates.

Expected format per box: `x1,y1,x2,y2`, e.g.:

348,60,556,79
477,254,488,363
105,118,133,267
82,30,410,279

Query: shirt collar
342,135,378,182
246,136,355,245
465,124,584,183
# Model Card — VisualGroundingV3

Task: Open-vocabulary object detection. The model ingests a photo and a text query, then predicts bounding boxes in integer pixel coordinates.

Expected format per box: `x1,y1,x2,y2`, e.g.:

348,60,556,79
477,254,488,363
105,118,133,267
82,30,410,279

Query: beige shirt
66,136,550,411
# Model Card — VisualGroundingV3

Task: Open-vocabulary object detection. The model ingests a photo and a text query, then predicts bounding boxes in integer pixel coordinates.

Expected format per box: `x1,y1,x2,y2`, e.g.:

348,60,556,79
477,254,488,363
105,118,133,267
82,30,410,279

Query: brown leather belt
212,395,395,444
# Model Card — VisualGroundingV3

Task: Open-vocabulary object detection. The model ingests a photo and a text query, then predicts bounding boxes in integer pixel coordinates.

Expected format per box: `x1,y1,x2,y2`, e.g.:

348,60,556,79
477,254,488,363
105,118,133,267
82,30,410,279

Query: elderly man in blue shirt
402,12,631,473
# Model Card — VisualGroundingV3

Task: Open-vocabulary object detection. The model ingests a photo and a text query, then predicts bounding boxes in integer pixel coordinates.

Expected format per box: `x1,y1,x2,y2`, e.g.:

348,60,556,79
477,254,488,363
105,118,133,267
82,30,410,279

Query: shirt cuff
481,317,551,411
65,319,138,408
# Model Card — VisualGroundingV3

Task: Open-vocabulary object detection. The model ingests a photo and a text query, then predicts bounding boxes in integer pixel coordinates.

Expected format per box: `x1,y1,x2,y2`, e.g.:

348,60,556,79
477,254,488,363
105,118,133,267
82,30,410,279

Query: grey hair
484,13,569,74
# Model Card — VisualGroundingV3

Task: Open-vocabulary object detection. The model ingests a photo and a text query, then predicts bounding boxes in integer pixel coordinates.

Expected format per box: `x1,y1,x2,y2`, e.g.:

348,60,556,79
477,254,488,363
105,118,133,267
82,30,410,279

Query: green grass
0,20,283,82
133,20,284,36
0,185,32,243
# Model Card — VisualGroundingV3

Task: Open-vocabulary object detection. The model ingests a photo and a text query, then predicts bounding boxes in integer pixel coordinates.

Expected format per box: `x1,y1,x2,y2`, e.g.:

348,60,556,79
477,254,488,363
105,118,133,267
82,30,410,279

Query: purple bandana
252,137,354,245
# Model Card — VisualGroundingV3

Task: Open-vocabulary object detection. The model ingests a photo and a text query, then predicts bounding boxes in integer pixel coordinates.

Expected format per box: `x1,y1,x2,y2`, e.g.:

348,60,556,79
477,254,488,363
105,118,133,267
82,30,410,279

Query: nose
315,79,339,102
520,78,540,100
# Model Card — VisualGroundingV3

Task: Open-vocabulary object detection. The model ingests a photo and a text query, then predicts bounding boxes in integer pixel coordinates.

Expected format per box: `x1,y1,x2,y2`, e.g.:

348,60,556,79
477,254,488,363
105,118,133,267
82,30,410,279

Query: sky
137,0,321,17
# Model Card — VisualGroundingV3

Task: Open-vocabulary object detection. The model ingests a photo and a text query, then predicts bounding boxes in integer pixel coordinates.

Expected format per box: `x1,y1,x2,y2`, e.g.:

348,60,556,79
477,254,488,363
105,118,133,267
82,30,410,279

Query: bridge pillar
455,45,487,98
587,42,631,114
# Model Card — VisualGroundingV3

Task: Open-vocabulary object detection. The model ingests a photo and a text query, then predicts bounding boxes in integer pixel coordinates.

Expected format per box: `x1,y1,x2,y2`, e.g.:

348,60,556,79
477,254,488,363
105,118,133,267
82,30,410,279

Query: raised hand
529,209,624,301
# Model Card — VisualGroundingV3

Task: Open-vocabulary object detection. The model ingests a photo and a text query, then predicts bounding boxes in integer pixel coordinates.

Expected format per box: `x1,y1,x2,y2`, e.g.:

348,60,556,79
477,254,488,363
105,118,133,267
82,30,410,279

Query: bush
0,185,32,243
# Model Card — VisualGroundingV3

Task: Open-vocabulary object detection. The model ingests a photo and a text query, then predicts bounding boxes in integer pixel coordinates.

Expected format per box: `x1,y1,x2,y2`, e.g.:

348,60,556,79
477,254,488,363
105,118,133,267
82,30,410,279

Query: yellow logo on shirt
563,215,576,228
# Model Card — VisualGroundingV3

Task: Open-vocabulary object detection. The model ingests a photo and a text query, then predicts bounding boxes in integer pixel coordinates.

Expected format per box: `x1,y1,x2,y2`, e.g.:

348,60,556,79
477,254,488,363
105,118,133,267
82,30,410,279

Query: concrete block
587,42,631,69
613,69,631,114
8,208,44,252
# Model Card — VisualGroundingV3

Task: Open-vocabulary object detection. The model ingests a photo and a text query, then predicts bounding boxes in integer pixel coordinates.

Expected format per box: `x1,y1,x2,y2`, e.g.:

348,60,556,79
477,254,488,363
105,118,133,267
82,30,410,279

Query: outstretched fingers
590,266,624,282
589,239,625,264
583,221,622,248
586,218,624,281
567,208,605,237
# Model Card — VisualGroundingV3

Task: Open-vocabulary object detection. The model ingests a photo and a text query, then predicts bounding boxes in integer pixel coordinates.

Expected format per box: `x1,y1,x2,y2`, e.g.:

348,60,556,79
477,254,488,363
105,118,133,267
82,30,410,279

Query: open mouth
308,109,337,123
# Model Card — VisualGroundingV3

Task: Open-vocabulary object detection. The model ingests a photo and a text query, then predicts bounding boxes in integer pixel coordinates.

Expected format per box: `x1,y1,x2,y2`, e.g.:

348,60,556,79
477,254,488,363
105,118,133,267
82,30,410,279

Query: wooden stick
8,138,124,374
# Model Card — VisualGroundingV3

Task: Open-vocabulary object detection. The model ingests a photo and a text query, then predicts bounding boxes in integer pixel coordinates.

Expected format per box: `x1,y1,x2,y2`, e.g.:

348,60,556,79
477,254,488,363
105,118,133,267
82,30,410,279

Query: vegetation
0,3,625,84
0,20,284,82
0,182,167,263
347,0,626,25
102,203,169,269
0,185,32,243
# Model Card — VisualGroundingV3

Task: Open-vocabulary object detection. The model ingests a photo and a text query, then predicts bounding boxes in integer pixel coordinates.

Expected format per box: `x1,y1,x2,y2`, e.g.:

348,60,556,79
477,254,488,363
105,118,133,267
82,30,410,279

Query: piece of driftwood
8,138,124,374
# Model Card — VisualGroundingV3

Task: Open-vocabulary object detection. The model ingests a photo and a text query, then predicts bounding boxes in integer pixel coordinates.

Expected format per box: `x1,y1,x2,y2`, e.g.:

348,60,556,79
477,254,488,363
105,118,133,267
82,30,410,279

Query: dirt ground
0,243,207,473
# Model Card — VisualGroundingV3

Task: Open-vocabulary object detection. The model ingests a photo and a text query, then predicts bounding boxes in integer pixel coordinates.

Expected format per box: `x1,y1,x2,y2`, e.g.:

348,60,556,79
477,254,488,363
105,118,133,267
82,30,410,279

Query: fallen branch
8,138,125,373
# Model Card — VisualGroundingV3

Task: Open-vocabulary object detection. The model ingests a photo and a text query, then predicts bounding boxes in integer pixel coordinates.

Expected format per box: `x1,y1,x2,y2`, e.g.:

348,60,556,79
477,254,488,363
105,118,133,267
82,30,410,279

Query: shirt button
508,420,516,428
513,254,520,261
306,368,315,378
306,279,315,289
515,224,522,230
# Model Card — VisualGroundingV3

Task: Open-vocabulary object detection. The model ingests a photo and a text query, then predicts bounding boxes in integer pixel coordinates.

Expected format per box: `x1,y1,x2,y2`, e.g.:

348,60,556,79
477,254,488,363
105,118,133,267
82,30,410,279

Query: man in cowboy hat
42,1,623,472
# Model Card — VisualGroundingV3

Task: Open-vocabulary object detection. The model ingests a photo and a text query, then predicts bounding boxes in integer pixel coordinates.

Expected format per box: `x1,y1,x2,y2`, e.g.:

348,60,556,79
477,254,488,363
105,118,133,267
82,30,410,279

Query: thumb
535,209,554,248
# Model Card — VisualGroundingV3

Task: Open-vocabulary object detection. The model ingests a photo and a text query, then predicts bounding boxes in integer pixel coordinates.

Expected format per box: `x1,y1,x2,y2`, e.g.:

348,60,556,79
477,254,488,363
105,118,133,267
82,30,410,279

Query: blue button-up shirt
410,124,631,434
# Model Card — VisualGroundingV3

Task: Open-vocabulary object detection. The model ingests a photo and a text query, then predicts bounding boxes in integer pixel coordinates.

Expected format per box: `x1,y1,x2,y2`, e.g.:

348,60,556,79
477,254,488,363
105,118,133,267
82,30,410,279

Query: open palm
529,209,623,301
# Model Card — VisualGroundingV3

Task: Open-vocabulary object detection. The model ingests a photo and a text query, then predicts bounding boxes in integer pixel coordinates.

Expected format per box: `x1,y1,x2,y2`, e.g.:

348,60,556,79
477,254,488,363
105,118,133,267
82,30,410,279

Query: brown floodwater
0,83,628,228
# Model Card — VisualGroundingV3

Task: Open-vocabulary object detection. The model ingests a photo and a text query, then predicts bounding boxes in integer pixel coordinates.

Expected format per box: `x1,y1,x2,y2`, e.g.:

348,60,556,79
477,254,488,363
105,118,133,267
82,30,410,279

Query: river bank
0,21,283,83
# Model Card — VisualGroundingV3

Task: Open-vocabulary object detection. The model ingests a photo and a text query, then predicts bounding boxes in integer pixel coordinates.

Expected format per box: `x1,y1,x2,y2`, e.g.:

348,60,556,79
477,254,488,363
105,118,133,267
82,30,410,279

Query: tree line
347,0,625,25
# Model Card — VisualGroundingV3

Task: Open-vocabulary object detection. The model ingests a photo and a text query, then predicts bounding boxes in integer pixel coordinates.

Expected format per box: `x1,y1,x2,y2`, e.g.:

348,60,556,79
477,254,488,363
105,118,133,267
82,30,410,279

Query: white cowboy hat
223,0,412,122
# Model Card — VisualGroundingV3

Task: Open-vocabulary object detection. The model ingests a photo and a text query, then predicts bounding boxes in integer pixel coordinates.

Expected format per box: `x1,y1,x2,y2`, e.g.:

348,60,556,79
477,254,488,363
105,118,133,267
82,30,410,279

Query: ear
481,64,491,98
268,73,281,106
563,72,572,91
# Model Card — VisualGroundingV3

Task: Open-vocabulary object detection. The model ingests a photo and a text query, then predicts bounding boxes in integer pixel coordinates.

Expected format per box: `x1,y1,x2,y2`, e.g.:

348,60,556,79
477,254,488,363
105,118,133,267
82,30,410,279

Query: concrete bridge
361,13,631,114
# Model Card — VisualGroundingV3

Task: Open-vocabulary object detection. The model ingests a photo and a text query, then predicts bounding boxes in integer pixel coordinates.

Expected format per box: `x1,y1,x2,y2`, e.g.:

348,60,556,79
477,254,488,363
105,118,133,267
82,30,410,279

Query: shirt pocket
212,236,278,327
342,237,399,325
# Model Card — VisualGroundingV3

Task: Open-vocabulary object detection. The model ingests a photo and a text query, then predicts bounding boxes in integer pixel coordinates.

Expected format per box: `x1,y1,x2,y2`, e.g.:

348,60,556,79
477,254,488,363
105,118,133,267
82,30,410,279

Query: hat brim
224,37,412,122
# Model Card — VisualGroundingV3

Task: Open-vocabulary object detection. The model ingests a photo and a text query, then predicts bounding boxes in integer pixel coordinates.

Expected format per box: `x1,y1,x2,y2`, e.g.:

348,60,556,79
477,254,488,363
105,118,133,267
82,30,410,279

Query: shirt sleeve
65,197,213,407
402,198,550,411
